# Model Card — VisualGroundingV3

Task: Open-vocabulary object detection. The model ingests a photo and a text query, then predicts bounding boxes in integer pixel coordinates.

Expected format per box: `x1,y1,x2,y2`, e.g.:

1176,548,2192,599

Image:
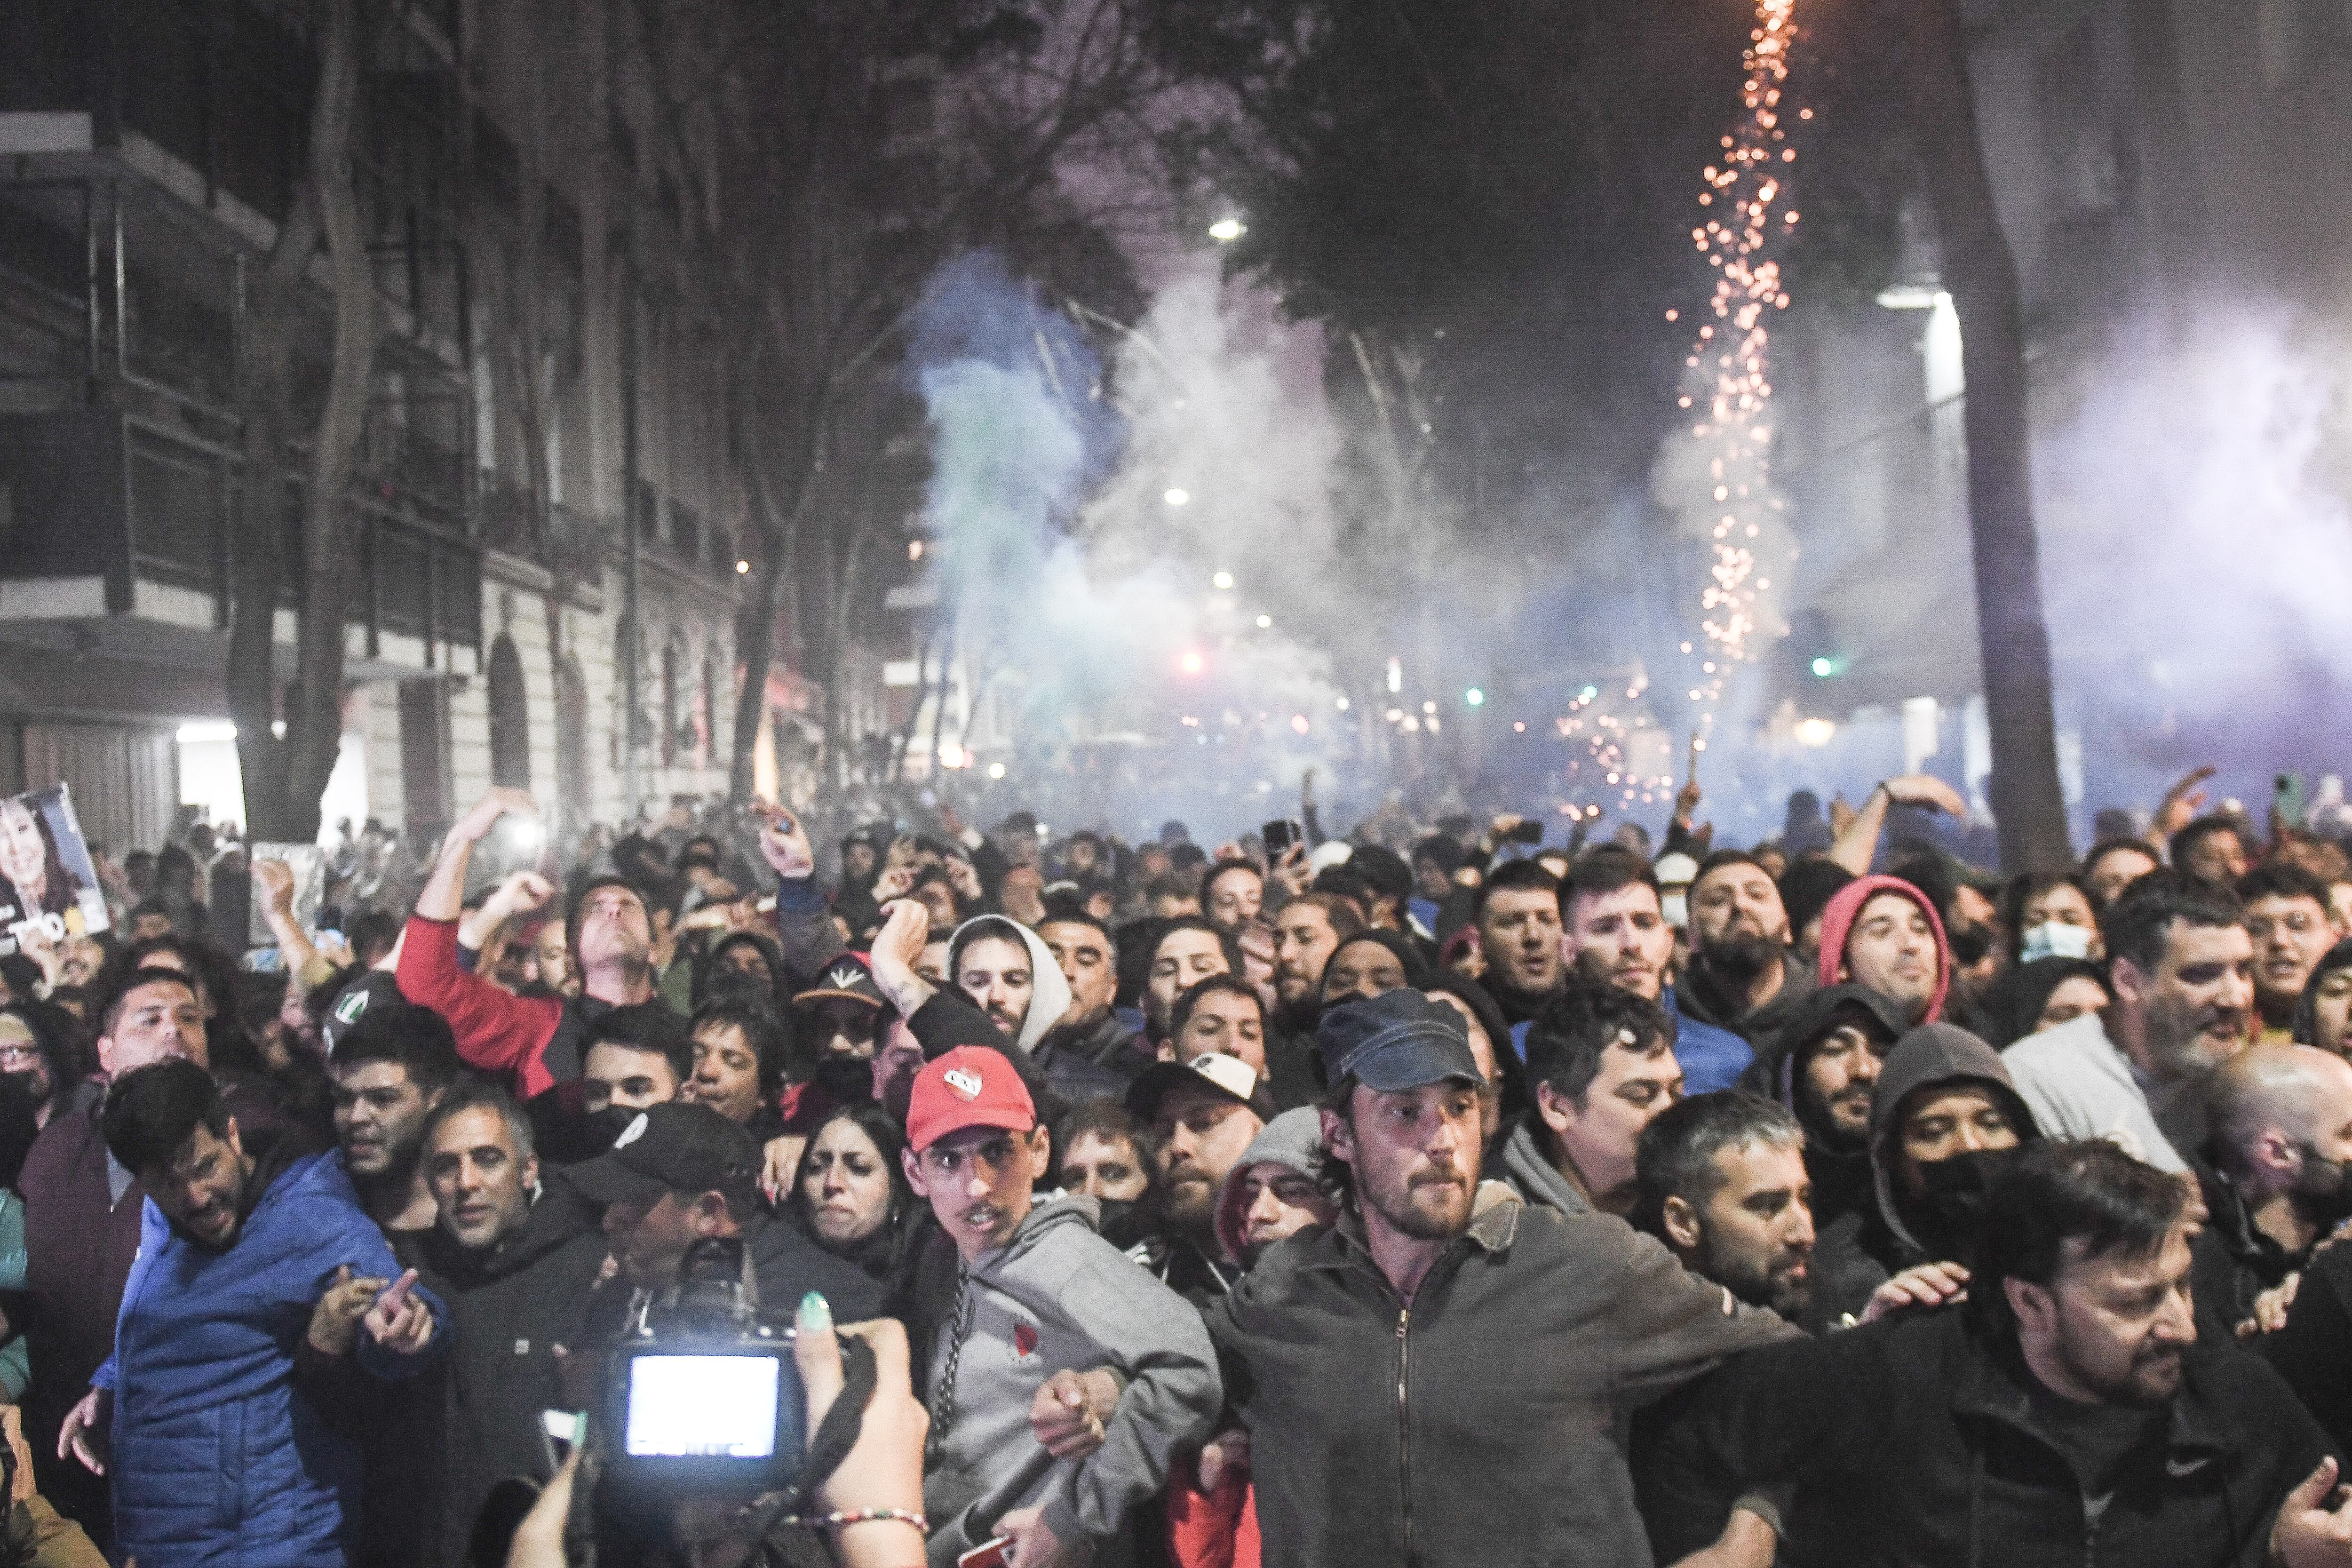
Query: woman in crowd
791,1101,927,1314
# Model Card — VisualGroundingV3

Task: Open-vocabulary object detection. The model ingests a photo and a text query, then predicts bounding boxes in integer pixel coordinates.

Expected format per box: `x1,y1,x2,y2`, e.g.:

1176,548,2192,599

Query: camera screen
624,1354,781,1459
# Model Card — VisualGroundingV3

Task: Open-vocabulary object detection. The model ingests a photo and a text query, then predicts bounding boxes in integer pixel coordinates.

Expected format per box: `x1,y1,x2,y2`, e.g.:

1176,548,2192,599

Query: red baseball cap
905,1045,1037,1153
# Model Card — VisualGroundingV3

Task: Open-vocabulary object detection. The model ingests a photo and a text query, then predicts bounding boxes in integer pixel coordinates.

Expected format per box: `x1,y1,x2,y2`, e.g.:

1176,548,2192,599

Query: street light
1208,217,1247,243
1211,570,1234,590
1465,688,1485,707
1164,487,1191,507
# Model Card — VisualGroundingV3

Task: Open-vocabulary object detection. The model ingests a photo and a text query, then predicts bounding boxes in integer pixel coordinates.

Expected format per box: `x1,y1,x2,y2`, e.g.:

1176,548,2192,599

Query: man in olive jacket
1205,990,1799,1567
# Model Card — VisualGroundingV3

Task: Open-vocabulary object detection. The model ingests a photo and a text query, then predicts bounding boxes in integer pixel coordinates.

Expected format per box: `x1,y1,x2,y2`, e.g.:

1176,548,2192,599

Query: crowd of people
4,762,2352,1566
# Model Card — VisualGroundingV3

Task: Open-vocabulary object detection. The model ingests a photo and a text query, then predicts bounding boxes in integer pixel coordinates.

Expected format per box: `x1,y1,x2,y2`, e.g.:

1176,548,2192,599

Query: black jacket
2187,1158,2305,1343
1207,1186,1796,1568
1636,1304,2335,1568
397,1175,612,1567
2261,1236,2352,1453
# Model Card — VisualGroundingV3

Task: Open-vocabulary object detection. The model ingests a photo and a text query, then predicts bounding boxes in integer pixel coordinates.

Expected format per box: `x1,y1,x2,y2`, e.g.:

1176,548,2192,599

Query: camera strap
733,1332,881,1538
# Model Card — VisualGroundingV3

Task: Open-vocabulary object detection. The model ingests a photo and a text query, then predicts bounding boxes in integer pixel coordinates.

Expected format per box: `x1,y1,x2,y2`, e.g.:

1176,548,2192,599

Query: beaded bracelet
778,1507,929,1533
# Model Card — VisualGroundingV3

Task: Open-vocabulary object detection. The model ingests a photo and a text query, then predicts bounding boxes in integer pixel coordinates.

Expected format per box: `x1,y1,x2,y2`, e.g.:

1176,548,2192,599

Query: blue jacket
1667,986,1755,1094
95,1144,446,1568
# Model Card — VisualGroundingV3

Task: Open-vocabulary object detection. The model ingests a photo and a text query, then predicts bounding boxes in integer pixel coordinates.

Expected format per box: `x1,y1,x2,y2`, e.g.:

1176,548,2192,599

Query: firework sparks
1678,0,1798,726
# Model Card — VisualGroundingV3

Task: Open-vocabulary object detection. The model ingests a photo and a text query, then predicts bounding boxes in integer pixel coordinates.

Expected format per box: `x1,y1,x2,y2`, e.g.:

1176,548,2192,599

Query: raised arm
1827,775,1970,876
397,789,561,1091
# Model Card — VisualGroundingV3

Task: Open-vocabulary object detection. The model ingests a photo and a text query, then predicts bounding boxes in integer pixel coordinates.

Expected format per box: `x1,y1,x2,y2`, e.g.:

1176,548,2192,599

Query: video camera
602,1236,805,1495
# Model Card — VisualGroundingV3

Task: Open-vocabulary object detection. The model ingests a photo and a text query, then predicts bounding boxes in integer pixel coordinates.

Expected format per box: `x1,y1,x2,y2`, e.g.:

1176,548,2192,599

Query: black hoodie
1863,1024,2042,1276
397,1173,612,1567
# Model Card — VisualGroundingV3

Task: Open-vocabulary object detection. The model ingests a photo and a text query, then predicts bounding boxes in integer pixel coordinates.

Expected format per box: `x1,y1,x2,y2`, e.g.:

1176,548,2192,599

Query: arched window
487,635,530,789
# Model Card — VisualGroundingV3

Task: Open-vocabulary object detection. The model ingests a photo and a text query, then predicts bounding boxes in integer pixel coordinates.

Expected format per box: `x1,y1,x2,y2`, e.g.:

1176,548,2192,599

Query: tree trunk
230,0,370,842
1903,0,2073,872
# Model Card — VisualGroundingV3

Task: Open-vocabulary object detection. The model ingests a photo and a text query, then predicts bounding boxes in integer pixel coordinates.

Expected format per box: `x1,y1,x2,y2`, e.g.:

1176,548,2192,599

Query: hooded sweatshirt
1213,1108,1326,1262
915,1194,1221,1567
2295,938,2352,1051
947,916,1123,1107
1743,984,1908,1229
1866,1023,2040,1270
1814,875,1951,1025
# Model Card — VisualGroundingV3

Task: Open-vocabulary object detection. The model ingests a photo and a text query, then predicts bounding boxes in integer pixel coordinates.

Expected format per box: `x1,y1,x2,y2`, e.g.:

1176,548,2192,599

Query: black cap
568,1101,760,1209
1125,1052,1271,1124
1317,989,1481,1094
792,952,888,1012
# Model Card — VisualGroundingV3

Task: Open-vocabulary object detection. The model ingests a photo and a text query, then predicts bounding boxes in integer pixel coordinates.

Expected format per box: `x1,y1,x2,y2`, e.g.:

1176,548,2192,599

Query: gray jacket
916,1194,1221,1566
1209,1183,1798,1567
1494,1116,1592,1217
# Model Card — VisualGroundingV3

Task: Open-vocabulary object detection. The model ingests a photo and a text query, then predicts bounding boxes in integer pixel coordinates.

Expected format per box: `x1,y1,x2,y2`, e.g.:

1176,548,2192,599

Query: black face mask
1906,1146,2019,1263
813,1053,876,1105
1946,921,1995,969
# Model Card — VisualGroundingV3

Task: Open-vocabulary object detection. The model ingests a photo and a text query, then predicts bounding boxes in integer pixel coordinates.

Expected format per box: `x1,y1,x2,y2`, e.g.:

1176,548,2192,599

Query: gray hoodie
1213,1107,1327,1260
916,1193,1221,1566
950,914,1073,1053
1494,1116,1593,1217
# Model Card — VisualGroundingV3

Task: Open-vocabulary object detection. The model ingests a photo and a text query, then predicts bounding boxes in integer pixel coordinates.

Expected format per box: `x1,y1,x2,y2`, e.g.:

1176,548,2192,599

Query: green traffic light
1810,656,1835,678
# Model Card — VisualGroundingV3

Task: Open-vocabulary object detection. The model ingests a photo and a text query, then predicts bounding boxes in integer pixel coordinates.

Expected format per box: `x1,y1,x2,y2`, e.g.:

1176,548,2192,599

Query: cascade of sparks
1674,0,1802,746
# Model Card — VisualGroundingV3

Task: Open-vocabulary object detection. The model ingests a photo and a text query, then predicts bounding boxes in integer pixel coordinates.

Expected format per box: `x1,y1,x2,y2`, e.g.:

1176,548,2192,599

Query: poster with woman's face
0,785,111,956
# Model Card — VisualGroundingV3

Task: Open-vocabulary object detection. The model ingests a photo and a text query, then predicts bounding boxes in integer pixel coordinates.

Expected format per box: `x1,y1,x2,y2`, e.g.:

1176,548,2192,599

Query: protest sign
0,785,111,956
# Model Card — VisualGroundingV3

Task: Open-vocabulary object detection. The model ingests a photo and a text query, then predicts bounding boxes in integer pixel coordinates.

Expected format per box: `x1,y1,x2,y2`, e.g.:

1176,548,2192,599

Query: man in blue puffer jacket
57,1059,446,1568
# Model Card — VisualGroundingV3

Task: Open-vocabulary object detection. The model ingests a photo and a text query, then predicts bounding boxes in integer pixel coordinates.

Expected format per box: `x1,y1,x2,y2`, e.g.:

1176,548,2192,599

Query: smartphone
540,1409,585,1474
1262,819,1303,857
2276,772,2307,828
1506,820,1544,846
958,1540,1012,1568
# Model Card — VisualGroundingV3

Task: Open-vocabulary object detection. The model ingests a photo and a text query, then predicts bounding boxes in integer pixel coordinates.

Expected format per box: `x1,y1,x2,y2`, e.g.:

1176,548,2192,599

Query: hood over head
1758,982,1910,1124
1868,1021,2040,1256
1975,956,2109,1050
948,915,1072,1054
1214,1107,1326,1260
1815,875,1951,1023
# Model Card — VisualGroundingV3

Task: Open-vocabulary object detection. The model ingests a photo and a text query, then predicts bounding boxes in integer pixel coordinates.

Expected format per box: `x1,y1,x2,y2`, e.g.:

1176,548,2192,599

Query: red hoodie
1814,874,1951,1023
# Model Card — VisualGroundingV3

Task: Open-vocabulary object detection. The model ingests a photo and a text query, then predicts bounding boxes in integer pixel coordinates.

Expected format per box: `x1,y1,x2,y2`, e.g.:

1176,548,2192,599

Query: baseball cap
568,1101,761,1210
1317,989,1481,1094
792,952,887,1012
906,1045,1037,1153
1125,1051,1268,1125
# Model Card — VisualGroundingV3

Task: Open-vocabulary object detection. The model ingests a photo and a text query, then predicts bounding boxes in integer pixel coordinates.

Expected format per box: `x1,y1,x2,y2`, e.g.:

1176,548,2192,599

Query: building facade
0,0,749,852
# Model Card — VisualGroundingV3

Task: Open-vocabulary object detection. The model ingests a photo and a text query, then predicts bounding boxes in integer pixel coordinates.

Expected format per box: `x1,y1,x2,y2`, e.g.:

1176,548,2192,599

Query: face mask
1907,1146,2019,1263
1661,892,1690,929
814,1053,877,1105
2020,923,2094,963
1947,921,1995,969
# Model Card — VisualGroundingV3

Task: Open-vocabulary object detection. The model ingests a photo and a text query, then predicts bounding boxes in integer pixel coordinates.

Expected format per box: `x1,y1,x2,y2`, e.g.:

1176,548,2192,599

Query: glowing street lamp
1208,217,1247,243
1212,570,1234,590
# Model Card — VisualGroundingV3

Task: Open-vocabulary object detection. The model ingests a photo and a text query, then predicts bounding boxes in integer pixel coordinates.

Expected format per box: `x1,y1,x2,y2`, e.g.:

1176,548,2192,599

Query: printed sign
247,841,326,947
0,785,111,956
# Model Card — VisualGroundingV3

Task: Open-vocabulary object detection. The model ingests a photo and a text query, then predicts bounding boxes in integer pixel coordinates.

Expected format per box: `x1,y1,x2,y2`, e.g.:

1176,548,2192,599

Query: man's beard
1698,933,1784,987
1704,1232,1812,1321
2054,1325,2184,1408
1367,1162,1473,1241
2295,1148,2352,1231
1164,1168,1218,1237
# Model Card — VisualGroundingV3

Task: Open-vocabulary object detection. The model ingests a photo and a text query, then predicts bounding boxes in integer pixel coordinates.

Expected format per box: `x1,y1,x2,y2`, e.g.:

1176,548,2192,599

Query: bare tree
226,0,376,841
1902,0,2072,870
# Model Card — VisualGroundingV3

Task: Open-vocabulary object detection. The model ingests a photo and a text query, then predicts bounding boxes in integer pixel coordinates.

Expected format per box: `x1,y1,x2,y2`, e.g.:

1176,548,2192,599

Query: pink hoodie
1814,873,1951,1023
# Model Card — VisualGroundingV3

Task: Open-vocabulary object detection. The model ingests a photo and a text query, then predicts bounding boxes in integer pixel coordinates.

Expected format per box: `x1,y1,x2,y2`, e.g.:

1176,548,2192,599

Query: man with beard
1265,893,1359,1108
1498,984,1683,1218
1563,849,1753,1092
1637,1139,2352,1568
2191,1044,2352,1339
1205,988,1796,1567
64,1059,443,1568
1037,912,1144,1082
2005,870,2251,1172
1125,1053,1268,1301
1470,860,1565,1032
951,914,1123,1106
1634,1092,1818,1326
399,789,674,1099
328,1004,461,1235
1200,860,1264,936
1678,852,1812,1059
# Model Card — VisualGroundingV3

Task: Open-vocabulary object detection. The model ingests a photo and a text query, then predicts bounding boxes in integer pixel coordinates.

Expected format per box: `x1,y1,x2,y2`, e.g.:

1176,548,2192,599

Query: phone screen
624,1355,780,1458
1262,819,1300,855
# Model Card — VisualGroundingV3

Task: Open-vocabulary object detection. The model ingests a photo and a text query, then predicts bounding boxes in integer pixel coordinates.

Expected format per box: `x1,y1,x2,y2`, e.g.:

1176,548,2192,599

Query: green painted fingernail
798,1291,832,1329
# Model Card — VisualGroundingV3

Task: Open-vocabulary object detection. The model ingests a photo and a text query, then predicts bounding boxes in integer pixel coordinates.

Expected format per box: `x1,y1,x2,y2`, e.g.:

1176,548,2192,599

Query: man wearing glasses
903,1045,1220,1568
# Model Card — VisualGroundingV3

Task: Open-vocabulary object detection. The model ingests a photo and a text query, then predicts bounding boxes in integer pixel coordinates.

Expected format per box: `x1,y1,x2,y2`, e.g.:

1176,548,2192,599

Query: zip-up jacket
396,914,617,1098
1635,1302,2335,1568
1206,1182,1797,1567
915,1195,1220,1567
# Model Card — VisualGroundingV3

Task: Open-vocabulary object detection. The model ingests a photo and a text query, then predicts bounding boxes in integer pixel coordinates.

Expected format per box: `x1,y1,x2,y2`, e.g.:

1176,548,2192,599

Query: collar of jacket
1946,1317,2236,1465
1310,1180,1524,1275
2195,1163,2305,1279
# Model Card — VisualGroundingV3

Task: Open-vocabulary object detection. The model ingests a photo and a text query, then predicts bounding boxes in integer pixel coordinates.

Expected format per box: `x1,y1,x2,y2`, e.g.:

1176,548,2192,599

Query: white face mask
1661,892,1690,930
2020,922,2094,963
